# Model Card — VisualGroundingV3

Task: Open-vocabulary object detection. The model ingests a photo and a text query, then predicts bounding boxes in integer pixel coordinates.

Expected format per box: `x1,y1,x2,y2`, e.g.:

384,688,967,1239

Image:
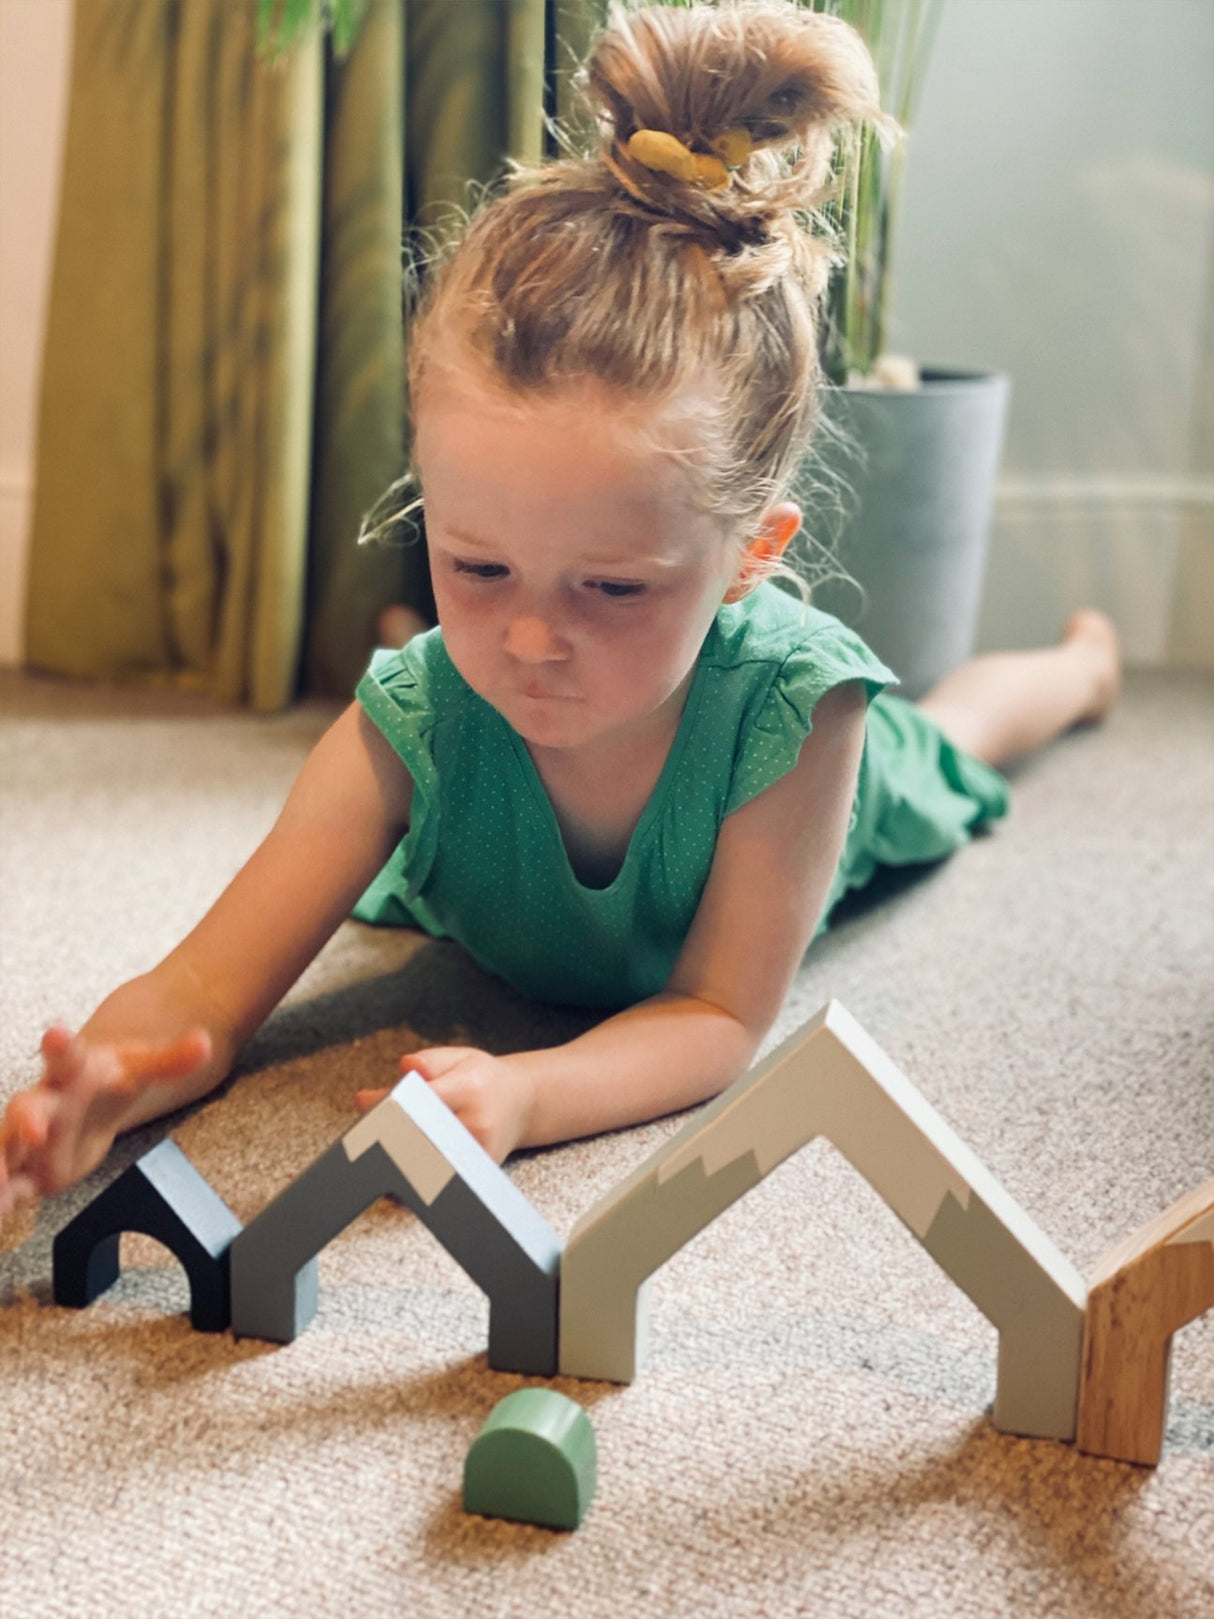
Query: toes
1063,608,1121,720
1063,607,1119,649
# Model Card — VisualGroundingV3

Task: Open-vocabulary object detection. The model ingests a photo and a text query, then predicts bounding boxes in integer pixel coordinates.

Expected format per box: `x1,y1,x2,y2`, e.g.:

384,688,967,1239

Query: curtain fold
307,0,554,697
303,0,408,697
25,0,607,711
26,0,323,711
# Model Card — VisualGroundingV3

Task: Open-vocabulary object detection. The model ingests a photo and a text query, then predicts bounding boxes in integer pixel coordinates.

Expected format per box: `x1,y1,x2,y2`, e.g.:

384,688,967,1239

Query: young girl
0,0,1119,1217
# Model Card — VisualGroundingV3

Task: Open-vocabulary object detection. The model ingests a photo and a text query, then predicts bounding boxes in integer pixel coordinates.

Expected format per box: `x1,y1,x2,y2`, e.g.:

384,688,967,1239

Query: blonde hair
365,0,900,600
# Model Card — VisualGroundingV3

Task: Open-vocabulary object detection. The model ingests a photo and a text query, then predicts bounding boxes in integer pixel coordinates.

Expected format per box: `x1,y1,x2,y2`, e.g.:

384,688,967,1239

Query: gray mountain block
52,1138,242,1332
229,1072,563,1373
559,1000,1086,1441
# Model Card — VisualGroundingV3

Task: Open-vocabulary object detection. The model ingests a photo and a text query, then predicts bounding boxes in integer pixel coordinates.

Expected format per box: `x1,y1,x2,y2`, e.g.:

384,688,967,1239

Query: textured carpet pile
1,666,1211,1618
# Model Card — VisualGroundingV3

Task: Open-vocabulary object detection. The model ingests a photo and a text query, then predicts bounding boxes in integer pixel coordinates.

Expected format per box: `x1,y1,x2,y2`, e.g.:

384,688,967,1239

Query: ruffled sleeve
352,639,444,919
723,622,897,818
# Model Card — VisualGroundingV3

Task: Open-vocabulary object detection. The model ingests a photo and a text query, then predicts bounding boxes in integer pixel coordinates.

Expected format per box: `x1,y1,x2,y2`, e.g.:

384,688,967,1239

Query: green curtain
25,0,605,711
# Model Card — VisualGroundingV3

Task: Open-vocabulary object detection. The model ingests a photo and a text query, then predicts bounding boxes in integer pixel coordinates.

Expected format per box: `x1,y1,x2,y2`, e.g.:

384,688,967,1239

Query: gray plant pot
803,367,1012,699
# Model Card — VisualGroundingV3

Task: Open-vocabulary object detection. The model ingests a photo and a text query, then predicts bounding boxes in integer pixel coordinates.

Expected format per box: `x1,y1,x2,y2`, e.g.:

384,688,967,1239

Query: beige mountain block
560,1000,1087,1440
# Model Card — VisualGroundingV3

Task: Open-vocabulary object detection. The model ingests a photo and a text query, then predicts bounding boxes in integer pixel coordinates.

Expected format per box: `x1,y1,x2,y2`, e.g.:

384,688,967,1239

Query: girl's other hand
0,1024,212,1220
354,1046,536,1165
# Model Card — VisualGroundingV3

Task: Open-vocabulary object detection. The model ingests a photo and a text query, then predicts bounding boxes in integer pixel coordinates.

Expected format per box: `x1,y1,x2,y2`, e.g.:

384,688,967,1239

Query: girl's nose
505,616,565,661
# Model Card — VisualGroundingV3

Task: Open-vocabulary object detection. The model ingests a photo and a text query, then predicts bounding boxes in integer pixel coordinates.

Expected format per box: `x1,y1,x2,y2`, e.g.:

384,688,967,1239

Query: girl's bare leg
917,609,1122,768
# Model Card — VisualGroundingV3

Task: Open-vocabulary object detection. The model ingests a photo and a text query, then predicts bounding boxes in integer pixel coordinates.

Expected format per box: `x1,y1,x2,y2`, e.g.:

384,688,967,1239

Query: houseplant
800,0,1012,697
257,0,368,58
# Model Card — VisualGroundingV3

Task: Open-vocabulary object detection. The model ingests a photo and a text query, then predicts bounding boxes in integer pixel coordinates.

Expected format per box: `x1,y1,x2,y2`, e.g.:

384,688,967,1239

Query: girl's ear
723,502,802,603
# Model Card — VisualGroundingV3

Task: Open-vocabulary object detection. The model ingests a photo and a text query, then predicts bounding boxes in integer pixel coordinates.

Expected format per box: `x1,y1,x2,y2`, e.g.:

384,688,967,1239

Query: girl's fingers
0,1171,40,1220
39,1026,211,1100
110,1030,212,1094
398,1046,478,1081
369,1047,491,1119
4,1091,50,1153
40,1025,84,1088
426,1072,477,1116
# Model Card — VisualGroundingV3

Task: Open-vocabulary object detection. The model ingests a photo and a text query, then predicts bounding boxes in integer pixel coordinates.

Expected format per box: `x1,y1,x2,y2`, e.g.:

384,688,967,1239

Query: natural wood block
1077,1179,1214,1466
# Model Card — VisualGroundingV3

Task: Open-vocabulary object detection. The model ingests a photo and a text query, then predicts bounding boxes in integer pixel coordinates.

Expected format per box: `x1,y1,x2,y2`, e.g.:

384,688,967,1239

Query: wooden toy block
228,1072,563,1373
52,1139,242,1332
463,1389,597,1530
1076,1178,1214,1467
560,1000,1087,1441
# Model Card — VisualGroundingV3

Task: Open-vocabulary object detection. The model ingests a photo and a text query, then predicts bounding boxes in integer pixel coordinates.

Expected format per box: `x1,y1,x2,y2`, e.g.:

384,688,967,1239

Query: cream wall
1,0,1210,670
893,0,1214,664
0,0,73,667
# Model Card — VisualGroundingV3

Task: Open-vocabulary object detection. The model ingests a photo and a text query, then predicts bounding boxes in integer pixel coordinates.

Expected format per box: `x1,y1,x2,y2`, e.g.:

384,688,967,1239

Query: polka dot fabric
352,584,1010,1008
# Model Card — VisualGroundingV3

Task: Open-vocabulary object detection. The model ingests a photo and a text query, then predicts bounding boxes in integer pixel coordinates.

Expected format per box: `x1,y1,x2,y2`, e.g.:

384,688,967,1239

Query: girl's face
415,379,743,758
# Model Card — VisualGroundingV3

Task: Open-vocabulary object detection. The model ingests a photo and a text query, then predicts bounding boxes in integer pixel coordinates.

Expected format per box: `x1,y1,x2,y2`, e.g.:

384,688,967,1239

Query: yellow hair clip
709,126,754,169
627,128,738,193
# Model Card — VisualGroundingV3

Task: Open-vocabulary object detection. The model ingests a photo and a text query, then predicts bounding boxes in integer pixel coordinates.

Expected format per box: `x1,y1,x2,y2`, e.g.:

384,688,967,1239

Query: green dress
353,582,1010,1008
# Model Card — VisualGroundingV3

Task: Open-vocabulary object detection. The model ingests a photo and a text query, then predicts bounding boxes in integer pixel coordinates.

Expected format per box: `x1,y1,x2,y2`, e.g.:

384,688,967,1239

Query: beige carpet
1,664,1211,1619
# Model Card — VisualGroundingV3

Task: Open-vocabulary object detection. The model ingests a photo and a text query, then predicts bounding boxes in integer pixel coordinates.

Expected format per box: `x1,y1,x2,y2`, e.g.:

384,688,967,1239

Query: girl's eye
452,560,507,580
589,580,646,599
451,558,644,599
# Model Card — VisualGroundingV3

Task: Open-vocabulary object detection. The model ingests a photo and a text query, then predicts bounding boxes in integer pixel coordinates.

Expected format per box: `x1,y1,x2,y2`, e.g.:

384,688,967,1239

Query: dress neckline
505,643,712,896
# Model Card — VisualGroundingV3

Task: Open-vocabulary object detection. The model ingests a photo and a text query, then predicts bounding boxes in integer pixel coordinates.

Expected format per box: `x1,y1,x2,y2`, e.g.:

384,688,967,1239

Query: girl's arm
386,681,870,1160
0,702,412,1214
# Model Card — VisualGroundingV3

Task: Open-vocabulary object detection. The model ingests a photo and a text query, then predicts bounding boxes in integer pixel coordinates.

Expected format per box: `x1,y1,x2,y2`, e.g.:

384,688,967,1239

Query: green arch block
463,1390,597,1531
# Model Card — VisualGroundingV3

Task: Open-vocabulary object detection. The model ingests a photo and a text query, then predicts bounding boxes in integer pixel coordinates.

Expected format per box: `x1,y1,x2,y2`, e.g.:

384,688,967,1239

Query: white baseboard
0,477,30,667
979,476,1213,667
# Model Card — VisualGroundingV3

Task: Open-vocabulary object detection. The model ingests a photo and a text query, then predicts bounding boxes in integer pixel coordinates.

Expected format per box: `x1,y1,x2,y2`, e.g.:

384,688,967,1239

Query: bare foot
376,605,431,649
1063,608,1122,722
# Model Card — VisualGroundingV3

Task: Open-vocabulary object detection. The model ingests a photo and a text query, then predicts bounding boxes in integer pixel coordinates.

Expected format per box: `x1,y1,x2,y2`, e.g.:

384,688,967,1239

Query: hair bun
583,0,899,259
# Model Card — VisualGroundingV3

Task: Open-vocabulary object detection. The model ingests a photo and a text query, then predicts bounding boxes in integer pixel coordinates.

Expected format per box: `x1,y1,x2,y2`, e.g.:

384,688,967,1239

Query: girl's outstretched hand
0,1024,212,1220
355,1046,536,1165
